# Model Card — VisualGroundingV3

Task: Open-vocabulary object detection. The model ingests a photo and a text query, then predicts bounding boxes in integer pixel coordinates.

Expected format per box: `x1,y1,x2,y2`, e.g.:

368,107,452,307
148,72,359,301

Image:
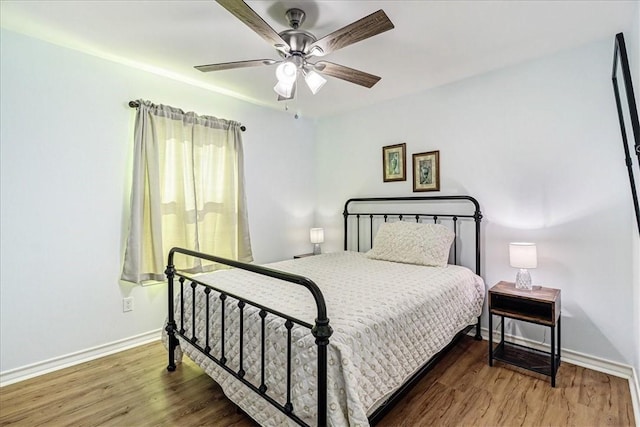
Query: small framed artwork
382,143,406,182
412,150,440,192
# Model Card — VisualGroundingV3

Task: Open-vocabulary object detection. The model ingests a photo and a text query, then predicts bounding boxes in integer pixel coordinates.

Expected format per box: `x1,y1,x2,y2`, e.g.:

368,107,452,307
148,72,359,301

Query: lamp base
515,269,532,290
313,243,321,255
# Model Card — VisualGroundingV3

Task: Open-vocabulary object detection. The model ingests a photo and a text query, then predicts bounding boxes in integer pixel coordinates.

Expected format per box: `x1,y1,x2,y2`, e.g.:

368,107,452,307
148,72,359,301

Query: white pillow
366,221,454,267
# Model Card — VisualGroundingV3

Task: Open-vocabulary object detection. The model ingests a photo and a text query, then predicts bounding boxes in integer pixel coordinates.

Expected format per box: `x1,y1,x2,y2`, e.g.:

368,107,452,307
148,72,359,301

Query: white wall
0,29,316,372
315,38,635,365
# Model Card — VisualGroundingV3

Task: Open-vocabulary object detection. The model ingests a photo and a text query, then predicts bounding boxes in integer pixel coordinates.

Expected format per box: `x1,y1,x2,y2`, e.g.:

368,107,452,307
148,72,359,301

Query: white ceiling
1,0,636,118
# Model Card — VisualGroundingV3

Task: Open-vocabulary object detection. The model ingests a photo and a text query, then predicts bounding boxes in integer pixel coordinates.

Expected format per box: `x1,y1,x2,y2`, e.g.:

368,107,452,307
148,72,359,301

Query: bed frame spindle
259,310,268,394
204,288,211,353
179,277,185,334
285,319,294,414
453,216,458,265
191,281,197,344
238,301,246,378
370,215,374,248
220,294,227,365
356,214,361,252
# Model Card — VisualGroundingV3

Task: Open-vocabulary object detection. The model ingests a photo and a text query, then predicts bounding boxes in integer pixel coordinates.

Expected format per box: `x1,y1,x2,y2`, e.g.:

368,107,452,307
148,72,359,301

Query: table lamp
509,242,537,290
310,228,324,255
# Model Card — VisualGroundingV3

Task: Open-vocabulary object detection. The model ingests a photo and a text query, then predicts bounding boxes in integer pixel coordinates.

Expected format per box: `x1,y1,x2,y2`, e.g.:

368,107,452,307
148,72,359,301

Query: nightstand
488,281,561,387
293,253,315,259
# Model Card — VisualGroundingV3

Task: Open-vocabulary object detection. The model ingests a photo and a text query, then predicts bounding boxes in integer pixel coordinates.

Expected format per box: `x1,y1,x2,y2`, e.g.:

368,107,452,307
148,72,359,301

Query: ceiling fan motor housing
278,8,317,57
285,8,305,29
278,30,317,56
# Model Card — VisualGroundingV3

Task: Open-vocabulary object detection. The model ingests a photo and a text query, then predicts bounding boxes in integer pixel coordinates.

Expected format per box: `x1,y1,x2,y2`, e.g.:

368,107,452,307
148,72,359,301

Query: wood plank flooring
0,336,634,426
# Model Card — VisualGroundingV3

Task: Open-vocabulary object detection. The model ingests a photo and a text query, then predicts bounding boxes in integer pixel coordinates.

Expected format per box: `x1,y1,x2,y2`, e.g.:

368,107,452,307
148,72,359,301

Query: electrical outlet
123,297,134,312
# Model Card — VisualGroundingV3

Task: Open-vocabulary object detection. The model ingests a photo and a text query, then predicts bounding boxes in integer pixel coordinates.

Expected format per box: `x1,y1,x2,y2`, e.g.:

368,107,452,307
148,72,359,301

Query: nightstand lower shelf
488,281,561,387
492,341,561,377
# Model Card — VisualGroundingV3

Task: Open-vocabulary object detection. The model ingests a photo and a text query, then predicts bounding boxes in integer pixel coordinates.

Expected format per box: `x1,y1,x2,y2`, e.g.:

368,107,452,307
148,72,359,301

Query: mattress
164,251,485,426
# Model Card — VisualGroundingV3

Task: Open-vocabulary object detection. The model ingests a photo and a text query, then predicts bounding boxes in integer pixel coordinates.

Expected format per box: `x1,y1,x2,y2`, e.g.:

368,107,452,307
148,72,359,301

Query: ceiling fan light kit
196,0,395,101
273,56,327,96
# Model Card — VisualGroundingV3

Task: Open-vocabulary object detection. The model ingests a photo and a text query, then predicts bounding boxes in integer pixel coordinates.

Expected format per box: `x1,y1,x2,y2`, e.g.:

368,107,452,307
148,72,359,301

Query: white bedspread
165,251,484,426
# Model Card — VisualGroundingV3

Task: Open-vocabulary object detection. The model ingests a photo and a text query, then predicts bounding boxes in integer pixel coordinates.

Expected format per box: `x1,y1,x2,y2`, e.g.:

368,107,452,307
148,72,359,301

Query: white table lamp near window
310,228,324,255
509,242,537,290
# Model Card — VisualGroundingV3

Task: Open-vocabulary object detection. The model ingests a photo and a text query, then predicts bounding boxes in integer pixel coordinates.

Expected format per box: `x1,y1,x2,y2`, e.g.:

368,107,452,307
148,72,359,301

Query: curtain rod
128,100,246,132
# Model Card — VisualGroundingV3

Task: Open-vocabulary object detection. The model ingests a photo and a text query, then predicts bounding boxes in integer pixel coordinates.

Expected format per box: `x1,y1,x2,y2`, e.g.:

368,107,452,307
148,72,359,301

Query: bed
163,196,485,426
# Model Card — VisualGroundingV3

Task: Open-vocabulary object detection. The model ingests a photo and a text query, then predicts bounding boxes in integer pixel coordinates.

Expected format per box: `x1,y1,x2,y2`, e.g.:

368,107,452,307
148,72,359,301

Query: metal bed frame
164,195,483,426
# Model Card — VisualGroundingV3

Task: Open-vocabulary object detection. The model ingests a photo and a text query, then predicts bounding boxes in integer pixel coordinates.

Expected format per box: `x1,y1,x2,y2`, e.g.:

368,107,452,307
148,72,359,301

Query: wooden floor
0,336,634,426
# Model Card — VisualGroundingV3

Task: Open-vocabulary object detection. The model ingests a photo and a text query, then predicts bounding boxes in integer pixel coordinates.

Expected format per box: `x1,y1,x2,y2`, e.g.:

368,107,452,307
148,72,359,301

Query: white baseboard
476,327,640,424
0,329,161,387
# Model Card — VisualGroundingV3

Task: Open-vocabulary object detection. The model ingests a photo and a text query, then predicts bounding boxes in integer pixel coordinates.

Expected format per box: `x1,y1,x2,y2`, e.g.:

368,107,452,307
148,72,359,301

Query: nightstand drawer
490,293,553,325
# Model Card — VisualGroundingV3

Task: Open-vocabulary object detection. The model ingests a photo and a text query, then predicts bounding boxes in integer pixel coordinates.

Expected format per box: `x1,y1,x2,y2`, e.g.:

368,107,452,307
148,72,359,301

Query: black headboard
343,196,483,276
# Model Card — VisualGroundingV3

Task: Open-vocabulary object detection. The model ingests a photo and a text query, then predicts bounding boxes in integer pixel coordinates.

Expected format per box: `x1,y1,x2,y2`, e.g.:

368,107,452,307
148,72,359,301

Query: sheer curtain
121,100,252,284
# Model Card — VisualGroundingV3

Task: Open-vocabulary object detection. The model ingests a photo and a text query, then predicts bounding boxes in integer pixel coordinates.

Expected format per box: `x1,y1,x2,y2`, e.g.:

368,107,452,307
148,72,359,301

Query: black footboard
165,247,332,426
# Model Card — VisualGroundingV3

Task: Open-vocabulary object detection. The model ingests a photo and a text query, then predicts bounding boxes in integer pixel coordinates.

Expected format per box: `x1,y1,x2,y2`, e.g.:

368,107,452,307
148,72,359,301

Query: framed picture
382,143,406,182
412,150,440,192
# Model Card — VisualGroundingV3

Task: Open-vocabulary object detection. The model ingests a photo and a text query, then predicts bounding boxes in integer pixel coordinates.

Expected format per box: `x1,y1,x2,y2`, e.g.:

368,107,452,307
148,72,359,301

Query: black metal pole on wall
612,32,640,235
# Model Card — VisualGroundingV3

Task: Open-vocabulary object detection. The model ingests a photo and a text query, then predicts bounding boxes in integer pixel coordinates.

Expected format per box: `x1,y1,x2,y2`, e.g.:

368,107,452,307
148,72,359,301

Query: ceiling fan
195,0,395,101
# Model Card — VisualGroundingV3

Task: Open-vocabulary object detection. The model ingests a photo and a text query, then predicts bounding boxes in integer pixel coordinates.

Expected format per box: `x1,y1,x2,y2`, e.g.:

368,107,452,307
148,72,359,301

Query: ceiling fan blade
306,10,394,57
313,61,381,88
195,59,277,72
216,0,290,53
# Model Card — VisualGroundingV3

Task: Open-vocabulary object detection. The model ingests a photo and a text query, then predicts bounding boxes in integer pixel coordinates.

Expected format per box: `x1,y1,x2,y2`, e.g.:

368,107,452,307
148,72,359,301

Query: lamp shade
310,228,324,244
273,80,295,98
509,242,537,269
275,61,297,83
304,70,326,95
